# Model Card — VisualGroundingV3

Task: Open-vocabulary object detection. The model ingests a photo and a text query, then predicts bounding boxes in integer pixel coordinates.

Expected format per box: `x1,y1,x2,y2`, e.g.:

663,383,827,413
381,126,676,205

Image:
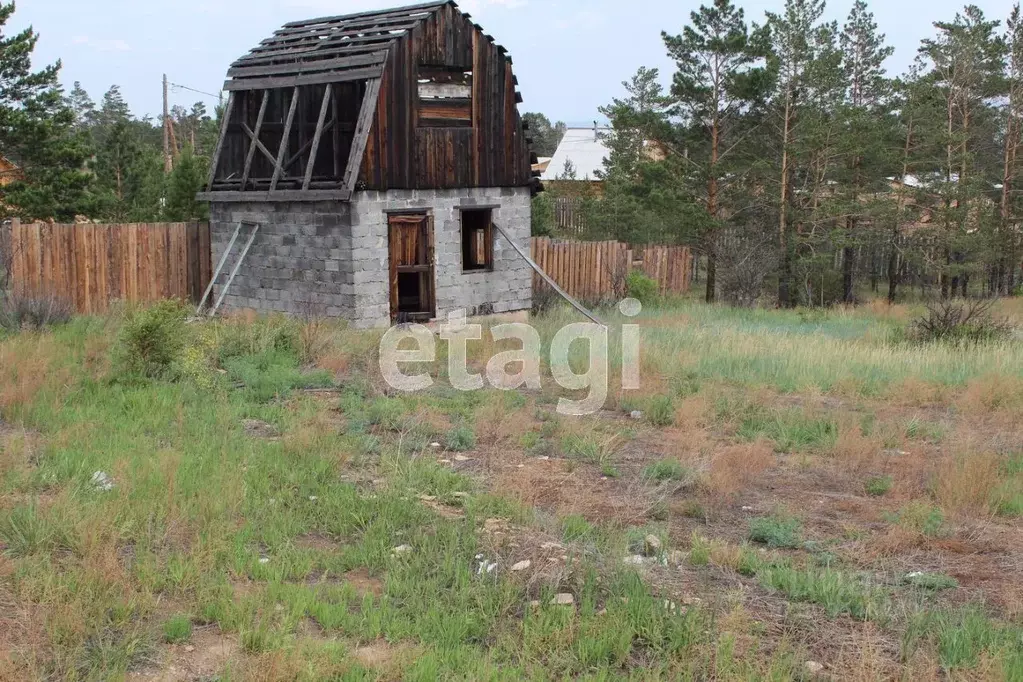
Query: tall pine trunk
778,87,794,308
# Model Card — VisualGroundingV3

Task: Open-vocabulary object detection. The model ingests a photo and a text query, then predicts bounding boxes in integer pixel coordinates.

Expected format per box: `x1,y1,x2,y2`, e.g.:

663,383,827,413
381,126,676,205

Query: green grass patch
865,475,893,497
748,514,802,549
737,409,838,452
642,458,690,483
162,615,193,643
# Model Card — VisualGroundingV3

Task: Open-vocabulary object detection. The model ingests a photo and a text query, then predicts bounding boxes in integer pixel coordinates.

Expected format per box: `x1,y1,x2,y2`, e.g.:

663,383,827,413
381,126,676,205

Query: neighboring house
0,156,22,187
531,156,551,176
541,126,609,194
540,126,667,196
199,1,538,328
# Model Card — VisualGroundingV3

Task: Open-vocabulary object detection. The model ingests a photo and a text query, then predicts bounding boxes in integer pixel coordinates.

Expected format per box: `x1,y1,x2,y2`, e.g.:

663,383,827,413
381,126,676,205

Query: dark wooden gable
360,2,536,191
203,1,536,203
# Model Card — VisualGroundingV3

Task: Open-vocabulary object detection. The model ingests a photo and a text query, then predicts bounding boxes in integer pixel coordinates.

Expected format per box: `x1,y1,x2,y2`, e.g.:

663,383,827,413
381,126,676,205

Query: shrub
113,301,188,379
0,292,73,332
749,514,802,548
626,271,658,305
908,299,1013,345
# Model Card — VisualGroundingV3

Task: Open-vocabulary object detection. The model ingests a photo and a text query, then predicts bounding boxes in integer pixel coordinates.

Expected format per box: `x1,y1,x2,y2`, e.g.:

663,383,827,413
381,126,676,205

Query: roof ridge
281,1,453,30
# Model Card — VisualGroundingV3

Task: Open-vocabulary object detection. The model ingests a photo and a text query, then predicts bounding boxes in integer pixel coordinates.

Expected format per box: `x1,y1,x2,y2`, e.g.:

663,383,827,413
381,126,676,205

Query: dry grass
956,373,1023,417
708,439,775,498
0,334,63,415
829,419,885,473
933,450,1003,516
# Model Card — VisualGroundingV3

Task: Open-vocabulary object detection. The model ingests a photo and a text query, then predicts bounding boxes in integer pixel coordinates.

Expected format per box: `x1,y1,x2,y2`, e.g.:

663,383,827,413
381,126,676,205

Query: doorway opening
388,213,435,323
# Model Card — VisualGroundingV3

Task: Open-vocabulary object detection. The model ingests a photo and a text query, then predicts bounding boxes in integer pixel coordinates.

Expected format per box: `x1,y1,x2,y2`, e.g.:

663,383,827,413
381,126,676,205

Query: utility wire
168,82,222,100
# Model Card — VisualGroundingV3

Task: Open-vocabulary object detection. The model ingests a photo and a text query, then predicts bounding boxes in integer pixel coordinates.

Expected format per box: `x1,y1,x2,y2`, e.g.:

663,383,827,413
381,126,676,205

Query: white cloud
71,36,132,52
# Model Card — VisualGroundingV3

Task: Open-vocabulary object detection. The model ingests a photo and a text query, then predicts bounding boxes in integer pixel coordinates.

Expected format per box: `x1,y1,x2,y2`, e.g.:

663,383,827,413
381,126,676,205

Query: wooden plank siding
10,221,211,314
530,238,693,303
358,3,531,191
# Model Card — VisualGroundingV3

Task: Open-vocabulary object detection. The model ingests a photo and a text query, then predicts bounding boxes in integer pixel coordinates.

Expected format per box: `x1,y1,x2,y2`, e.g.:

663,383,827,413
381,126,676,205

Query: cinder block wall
349,187,533,328
209,187,532,328
209,201,355,317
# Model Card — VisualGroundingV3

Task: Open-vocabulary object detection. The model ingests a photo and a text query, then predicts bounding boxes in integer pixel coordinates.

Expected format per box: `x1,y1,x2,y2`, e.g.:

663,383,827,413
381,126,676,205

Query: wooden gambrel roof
226,1,465,92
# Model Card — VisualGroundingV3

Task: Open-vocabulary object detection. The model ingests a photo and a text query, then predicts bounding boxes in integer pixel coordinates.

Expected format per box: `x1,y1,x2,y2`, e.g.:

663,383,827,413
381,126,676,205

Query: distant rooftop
541,127,610,181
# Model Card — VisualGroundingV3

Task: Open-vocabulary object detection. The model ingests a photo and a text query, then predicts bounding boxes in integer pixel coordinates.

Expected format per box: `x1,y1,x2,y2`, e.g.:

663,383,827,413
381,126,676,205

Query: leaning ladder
195,221,260,317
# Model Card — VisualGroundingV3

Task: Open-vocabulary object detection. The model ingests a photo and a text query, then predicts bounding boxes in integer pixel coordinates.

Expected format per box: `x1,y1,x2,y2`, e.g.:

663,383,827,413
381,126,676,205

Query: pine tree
1001,3,1023,293
0,1,92,221
164,147,208,222
662,0,771,302
836,0,895,302
66,81,96,131
919,5,1006,298
597,67,669,186
766,0,834,306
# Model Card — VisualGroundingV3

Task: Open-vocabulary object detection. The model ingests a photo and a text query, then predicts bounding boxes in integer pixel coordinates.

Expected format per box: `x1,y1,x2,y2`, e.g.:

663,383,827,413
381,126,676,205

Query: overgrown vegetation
1,300,1023,678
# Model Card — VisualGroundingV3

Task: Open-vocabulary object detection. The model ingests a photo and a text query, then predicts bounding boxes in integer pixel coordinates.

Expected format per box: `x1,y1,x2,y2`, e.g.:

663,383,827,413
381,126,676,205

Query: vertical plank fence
530,237,692,302
10,220,211,313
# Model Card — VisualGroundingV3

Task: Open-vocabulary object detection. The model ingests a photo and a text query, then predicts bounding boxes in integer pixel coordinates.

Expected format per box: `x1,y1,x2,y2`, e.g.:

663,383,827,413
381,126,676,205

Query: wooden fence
9,220,212,313
530,237,692,302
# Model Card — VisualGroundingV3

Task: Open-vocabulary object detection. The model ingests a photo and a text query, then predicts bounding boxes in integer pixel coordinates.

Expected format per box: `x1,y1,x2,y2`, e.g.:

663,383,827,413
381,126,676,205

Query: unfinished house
200,1,538,327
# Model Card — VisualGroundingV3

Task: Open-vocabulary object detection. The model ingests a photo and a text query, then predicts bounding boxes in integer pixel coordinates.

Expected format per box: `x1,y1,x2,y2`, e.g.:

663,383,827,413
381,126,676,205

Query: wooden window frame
417,65,473,129
459,207,494,273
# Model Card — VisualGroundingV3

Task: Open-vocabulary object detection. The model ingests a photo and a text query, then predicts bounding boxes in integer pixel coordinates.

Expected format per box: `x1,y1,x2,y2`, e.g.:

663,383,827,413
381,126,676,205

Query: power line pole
163,73,172,173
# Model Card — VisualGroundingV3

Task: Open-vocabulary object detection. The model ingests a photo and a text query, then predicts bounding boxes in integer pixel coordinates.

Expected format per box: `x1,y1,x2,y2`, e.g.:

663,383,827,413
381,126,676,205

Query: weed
758,564,883,620
865,475,893,497
749,514,802,549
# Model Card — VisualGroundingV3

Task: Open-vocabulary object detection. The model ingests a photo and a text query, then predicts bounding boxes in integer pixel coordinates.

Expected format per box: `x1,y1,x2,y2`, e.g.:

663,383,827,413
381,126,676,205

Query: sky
11,0,1015,126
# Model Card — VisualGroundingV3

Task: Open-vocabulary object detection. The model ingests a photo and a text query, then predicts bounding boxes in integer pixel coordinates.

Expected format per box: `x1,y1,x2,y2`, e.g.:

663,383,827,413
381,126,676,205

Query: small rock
643,534,662,556
308,496,318,501
540,541,564,550
630,410,643,420
805,661,825,675
391,544,413,556
537,455,550,461
258,557,270,564
511,560,532,572
91,471,115,491
475,556,498,575
551,593,575,606
430,442,442,449
418,494,437,502
517,464,525,469
623,555,646,565
741,505,754,512
596,608,607,616
906,571,924,579
454,455,472,462
529,600,541,608
439,459,452,464
451,492,470,499
183,645,196,653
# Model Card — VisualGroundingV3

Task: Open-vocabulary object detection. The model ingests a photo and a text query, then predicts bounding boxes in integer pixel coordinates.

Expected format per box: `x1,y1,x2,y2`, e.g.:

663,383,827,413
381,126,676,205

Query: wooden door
388,213,435,322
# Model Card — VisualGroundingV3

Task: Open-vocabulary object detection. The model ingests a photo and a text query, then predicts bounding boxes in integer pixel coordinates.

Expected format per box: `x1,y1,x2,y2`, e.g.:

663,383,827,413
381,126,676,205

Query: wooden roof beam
224,65,384,91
